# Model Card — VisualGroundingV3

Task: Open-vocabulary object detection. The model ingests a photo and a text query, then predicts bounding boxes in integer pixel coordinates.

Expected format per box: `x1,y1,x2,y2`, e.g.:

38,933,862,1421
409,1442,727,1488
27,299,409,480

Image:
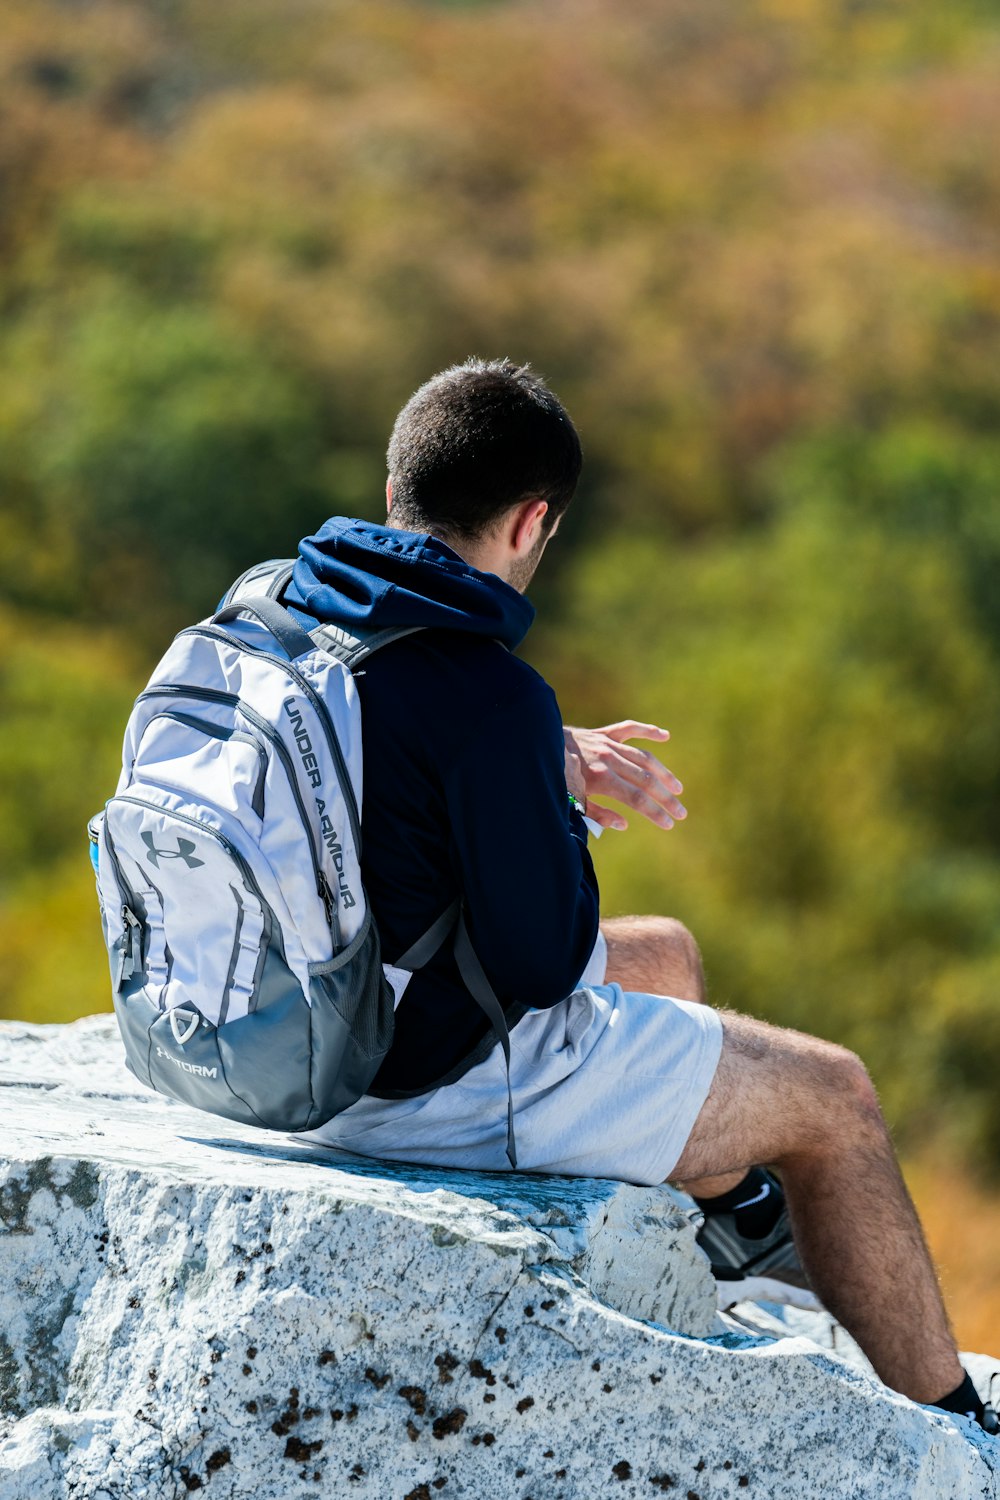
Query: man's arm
563,721,687,832
443,680,601,1008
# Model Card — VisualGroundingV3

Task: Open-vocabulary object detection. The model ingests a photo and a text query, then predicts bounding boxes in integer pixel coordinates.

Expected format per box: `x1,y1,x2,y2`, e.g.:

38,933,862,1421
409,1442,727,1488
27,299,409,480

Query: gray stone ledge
1,1016,997,1500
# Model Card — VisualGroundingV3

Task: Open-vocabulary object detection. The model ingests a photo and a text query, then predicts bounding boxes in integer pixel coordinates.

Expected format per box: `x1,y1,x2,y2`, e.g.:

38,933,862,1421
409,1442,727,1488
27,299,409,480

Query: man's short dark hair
386,357,582,543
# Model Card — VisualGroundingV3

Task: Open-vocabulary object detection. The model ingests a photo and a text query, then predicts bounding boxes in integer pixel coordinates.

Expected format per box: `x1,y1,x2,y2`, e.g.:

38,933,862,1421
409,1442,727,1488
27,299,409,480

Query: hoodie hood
285,516,535,651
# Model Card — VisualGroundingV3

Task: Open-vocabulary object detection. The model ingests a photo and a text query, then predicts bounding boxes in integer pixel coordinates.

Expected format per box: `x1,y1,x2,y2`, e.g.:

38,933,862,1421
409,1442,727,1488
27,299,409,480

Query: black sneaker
979,1376,1000,1436
694,1174,819,1311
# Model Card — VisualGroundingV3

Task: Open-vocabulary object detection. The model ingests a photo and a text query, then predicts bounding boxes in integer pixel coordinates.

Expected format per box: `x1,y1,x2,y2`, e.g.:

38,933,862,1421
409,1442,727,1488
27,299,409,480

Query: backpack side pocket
303,904,395,1129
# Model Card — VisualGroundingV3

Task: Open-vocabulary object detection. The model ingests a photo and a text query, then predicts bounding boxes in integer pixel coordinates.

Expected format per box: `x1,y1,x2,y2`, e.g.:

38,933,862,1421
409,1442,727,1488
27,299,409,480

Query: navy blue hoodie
283,516,601,1094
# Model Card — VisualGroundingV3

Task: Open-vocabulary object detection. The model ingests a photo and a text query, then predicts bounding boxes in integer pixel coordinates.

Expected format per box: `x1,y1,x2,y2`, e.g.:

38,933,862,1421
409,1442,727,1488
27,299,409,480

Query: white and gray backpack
89,560,516,1160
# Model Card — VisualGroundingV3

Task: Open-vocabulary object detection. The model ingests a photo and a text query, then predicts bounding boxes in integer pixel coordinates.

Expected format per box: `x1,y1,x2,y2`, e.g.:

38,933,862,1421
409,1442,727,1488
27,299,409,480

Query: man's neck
385,516,511,585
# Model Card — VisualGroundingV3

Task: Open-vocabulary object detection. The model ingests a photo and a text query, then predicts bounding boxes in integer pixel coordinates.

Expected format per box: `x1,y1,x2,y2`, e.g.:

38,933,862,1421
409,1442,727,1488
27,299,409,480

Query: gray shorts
303,933,724,1185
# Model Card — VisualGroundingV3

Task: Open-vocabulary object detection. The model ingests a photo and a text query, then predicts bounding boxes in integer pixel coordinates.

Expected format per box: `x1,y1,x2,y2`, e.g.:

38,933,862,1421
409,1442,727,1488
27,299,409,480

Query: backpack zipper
117,906,143,989
99,816,145,990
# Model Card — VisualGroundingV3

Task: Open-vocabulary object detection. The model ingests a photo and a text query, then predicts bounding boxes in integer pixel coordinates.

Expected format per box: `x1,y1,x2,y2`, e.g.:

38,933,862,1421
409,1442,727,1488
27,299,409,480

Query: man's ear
386,476,394,515
510,497,549,555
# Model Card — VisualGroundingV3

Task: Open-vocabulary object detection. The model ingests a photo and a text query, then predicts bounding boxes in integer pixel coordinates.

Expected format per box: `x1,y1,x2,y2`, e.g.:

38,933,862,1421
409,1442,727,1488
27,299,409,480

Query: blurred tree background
2,0,1000,1339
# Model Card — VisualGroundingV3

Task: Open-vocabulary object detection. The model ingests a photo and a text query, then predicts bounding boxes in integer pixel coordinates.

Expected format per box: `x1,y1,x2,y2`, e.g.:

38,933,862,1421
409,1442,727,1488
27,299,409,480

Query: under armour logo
141,831,205,870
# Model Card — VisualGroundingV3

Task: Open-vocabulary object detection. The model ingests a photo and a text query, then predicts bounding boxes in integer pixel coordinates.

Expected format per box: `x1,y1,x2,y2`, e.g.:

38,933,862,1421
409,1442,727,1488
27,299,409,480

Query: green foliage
0,608,141,1020
2,0,1000,1174
766,421,1000,649
0,609,138,879
0,295,332,627
0,855,115,1025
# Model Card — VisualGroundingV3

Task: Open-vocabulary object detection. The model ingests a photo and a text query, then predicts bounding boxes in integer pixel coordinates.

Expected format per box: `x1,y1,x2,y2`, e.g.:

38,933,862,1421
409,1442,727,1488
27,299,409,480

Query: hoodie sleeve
442,674,601,1009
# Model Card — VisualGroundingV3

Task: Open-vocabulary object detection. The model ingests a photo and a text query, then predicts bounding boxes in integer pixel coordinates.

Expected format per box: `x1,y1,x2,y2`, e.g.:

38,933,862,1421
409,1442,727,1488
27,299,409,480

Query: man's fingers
612,741,684,798
607,775,681,828
590,747,692,822
599,721,671,745
584,800,629,833
587,752,686,828
587,788,675,830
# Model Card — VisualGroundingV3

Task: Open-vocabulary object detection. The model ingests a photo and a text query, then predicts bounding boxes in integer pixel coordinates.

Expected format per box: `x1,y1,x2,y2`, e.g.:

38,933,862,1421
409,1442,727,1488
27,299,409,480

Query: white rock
1,1016,997,1500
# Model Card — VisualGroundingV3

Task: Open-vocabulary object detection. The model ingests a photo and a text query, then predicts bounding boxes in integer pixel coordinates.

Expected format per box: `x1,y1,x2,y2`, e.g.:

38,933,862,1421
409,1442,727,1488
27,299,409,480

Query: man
292,357,994,1432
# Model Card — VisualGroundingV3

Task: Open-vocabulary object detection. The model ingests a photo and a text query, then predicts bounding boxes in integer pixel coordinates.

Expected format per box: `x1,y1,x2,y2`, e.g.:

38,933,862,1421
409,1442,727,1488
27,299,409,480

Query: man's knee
642,915,704,995
648,915,701,974
776,1032,887,1156
726,1013,877,1106
815,1040,883,1129
711,1012,888,1159
600,914,706,1002
671,1012,889,1183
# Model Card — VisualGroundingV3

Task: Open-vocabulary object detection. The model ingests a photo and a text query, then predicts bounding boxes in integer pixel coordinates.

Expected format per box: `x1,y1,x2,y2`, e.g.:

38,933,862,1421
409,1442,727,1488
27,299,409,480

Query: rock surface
1,1015,997,1500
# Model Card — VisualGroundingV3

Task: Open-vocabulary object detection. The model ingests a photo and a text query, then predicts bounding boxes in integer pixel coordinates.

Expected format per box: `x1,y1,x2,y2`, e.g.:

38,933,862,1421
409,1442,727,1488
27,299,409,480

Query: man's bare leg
602,914,707,1004
601,915,744,1198
602,914,964,1399
670,1009,963,1404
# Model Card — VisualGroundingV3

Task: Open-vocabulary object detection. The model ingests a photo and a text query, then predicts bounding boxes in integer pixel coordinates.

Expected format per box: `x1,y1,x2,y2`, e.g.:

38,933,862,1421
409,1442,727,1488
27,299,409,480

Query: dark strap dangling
452,911,517,1170
394,900,517,1170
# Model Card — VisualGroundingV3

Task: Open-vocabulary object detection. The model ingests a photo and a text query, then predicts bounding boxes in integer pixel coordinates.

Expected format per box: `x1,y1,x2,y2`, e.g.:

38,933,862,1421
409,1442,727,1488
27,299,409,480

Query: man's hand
563,721,686,832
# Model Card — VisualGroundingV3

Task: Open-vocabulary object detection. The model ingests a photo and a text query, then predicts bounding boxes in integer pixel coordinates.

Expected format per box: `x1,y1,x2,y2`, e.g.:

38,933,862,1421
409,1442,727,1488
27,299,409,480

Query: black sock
933,1371,986,1425
693,1167,785,1240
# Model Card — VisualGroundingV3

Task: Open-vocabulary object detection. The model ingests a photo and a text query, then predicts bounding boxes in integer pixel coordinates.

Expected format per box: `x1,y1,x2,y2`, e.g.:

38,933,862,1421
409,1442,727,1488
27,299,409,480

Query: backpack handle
213,597,317,661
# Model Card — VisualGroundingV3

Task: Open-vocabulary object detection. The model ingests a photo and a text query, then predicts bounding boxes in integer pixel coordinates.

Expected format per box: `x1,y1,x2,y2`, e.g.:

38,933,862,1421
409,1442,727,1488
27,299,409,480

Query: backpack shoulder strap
308,621,425,669
221,562,425,669
221,558,295,608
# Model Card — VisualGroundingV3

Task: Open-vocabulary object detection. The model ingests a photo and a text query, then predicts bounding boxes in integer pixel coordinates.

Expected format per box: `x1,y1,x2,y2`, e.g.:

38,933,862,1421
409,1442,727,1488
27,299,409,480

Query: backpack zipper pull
318,872,336,927
116,905,142,990
318,872,344,951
